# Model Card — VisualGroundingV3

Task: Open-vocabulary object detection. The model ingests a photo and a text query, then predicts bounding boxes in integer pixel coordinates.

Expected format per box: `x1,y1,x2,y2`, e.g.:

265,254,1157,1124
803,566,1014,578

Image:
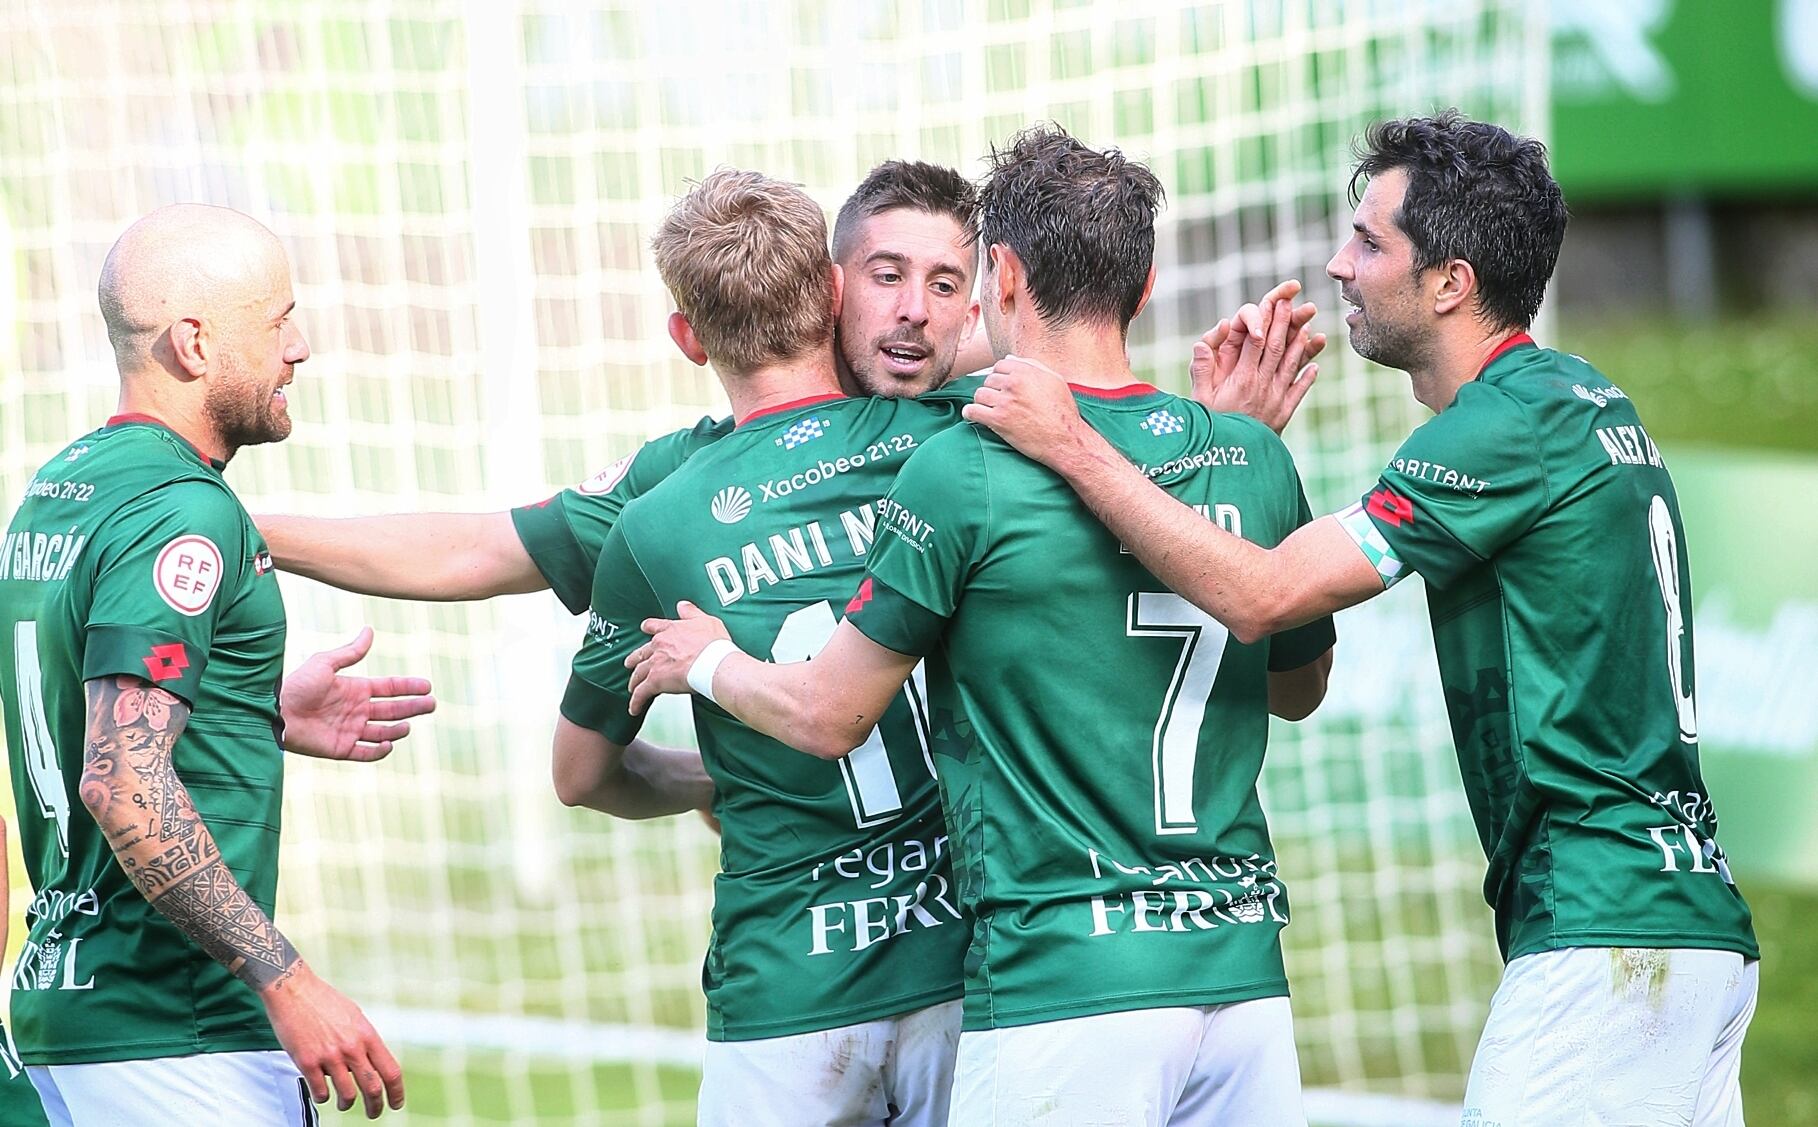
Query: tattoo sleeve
80,675,301,992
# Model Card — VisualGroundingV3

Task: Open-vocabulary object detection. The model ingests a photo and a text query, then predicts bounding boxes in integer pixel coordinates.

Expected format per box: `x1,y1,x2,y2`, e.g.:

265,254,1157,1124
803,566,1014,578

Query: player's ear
829,262,845,322
167,316,209,380
989,244,1020,315
1132,263,1158,320
1433,258,1477,317
667,311,709,367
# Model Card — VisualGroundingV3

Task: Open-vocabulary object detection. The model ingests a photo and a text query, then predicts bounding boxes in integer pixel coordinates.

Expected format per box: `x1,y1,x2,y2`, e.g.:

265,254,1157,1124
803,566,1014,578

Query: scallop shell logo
711,486,753,524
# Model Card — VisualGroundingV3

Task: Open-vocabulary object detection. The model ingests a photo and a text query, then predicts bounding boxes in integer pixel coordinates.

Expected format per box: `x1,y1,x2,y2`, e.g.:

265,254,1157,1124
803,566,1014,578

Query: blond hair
651,169,835,375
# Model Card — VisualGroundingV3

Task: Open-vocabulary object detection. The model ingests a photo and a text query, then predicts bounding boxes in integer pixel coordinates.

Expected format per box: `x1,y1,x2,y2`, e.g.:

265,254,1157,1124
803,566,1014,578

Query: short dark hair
977,123,1164,331
1352,110,1568,332
830,160,979,264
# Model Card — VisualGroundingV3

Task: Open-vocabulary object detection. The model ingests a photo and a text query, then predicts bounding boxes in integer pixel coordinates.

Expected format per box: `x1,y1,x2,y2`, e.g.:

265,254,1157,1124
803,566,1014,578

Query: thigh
1692,957,1759,1127
1463,948,1744,1127
880,1000,962,1127
950,1007,1205,1127
699,1020,892,1127
38,1051,308,1127
1172,996,1306,1127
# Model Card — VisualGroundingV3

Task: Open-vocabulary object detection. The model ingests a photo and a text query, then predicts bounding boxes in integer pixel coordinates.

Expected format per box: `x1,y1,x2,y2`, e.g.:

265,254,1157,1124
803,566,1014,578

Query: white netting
0,2,1547,1123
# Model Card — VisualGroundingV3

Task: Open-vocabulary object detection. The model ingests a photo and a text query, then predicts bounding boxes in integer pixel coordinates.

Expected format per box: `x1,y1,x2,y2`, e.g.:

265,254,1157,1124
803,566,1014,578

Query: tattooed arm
79,675,299,987
79,675,405,1118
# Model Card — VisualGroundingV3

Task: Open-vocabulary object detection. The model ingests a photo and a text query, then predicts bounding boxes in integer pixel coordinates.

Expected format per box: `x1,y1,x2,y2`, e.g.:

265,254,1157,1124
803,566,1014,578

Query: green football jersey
1338,337,1757,961
0,417,288,1065
847,385,1336,1031
511,415,734,612
563,391,976,1041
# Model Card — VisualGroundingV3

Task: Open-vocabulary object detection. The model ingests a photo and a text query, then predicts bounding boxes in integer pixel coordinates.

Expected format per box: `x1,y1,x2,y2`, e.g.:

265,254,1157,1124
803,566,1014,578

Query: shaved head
98,204,288,371
98,204,309,458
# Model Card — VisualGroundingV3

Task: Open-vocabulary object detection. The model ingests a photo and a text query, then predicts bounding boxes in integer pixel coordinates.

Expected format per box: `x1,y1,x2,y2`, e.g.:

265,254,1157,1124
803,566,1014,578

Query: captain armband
1336,501,1409,589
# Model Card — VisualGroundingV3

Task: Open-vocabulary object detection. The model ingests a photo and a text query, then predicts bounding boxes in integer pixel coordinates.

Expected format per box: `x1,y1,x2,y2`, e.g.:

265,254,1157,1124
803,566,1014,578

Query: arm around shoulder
257,510,545,601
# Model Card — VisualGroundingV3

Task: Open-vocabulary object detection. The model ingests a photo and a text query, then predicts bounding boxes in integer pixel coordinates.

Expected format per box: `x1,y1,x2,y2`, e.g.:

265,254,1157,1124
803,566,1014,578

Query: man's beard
204,356,292,453
839,327,952,398
1346,305,1429,374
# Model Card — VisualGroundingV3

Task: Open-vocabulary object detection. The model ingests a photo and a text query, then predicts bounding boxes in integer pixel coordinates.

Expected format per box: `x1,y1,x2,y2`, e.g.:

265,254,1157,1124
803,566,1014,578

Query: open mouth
878,341,930,375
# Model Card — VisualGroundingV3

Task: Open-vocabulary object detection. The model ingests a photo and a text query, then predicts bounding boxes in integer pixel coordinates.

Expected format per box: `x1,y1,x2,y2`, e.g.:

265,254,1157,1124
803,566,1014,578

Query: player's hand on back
280,626,436,761
260,960,404,1118
625,601,733,715
962,355,1093,466
1191,279,1324,434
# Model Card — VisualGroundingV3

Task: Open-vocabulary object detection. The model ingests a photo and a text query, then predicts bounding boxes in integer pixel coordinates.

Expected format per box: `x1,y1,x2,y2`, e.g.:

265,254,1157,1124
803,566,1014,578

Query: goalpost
0,2,1547,1123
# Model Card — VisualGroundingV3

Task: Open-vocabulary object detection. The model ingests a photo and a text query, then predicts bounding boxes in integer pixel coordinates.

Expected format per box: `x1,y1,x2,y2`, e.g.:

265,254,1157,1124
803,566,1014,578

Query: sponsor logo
576,452,635,496
585,610,617,643
711,486,753,524
876,497,934,552
1139,409,1186,436
1388,457,1487,495
253,550,275,576
142,642,190,683
845,577,875,615
1365,486,1414,528
776,416,831,451
1136,447,1248,479
1572,382,1629,408
153,535,223,616
64,445,89,462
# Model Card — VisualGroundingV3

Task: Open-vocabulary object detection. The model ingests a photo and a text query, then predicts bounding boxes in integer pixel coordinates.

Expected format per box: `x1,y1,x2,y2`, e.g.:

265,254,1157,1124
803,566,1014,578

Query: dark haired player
626,125,1335,1126
964,112,1758,1126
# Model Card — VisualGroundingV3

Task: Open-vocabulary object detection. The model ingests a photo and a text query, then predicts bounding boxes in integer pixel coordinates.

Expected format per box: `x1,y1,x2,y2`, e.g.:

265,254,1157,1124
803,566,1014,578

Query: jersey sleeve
558,516,664,746
82,480,249,705
845,427,989,657
511,416,731,613
1338,388,1548,590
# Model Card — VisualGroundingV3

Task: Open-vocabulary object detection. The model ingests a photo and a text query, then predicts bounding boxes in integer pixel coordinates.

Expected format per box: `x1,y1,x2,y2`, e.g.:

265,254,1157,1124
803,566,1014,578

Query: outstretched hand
1189,278,1324,434
280,627,435,762
626,602,732,716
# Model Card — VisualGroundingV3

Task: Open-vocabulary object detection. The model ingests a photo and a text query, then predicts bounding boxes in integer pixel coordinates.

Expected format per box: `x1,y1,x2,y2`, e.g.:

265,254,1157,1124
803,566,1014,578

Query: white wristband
686,639,739,705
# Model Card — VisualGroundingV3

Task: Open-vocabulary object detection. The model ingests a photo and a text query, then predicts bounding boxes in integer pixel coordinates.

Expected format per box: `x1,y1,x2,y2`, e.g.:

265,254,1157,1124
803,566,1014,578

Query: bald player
0,204,434,1124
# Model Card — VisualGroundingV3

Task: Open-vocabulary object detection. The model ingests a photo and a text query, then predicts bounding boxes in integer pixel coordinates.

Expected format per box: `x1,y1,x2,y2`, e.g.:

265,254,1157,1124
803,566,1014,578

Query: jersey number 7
1128,593,1232,837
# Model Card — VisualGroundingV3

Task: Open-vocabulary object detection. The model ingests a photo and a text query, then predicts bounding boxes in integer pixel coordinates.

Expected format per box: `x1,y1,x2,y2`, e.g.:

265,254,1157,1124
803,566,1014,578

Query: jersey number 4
11,622,72,856
1127,593,1232,837
771,601,936,829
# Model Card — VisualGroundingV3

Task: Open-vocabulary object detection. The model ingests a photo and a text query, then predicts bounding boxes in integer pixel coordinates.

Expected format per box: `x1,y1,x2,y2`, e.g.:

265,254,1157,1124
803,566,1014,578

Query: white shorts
1463,947,1758,1127
28,1049,312,1127
698,999,961,1127
951,997,1307,1127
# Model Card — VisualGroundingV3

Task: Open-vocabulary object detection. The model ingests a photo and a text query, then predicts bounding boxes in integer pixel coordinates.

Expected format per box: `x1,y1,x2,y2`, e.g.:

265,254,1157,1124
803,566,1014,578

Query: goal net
0,2,1547,1123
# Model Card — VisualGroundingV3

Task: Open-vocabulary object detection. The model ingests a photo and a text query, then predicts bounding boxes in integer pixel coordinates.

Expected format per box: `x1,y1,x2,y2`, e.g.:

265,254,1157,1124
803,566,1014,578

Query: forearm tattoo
82,676,301,990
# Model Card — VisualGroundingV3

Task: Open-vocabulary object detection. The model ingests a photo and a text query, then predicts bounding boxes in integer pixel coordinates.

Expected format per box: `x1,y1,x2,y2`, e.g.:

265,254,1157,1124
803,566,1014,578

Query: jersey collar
105,413,226,470
1068,382,1163,400
735,392,848,428
1477,332,1536,377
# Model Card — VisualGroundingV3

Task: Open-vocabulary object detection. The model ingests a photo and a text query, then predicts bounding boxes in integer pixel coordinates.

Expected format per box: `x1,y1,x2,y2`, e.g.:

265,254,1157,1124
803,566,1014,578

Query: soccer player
961,113,1759,1126
624,126,1336,1127
557,167,985,1125
0,204,436,1123
0,817,52,1127
253,160,987,614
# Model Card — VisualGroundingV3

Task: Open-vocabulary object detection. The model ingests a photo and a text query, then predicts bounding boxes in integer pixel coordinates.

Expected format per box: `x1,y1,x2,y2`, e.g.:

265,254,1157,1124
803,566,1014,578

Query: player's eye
875,271,901,284
932,281,957,296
